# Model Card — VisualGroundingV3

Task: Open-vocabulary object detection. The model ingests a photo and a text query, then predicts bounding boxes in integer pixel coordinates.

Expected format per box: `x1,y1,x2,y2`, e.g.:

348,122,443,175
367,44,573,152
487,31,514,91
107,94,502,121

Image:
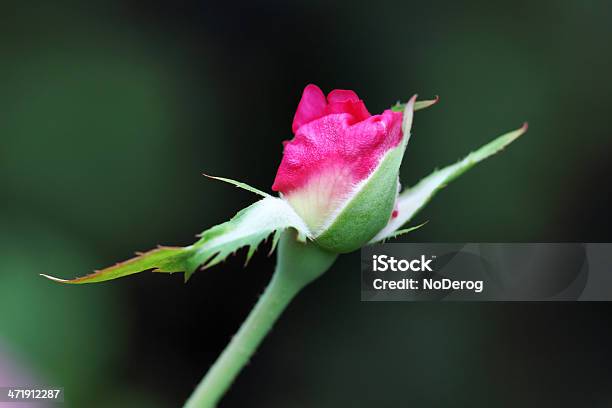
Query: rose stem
183,230,337,408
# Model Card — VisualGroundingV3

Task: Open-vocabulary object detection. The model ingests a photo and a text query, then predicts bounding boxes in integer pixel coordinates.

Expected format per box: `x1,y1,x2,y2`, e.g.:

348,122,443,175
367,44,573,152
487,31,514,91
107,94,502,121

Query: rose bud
42,81,525,287
272,84,415,253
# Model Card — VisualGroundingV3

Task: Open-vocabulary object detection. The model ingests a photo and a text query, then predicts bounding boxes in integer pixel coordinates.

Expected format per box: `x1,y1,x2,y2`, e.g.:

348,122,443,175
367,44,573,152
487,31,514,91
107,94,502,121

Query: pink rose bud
272,84,415,253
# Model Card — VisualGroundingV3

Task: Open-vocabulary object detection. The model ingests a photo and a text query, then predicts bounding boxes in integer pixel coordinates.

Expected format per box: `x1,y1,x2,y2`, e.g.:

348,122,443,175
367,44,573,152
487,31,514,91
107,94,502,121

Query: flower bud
272,84,414,253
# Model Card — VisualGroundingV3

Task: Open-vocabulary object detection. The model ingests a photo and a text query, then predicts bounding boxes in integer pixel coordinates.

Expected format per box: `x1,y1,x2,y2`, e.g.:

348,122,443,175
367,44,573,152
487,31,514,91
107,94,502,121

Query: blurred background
1,0,611,407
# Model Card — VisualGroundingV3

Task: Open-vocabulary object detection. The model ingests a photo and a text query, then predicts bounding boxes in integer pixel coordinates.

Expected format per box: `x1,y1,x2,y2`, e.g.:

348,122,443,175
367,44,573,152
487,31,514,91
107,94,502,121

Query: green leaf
41,194,311,284
370,123,528,243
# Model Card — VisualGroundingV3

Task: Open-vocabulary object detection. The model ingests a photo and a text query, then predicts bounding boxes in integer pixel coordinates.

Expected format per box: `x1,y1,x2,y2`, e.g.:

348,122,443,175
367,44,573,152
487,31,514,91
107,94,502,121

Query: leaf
392,96,439,112
41,194,311,284
370,123,528,243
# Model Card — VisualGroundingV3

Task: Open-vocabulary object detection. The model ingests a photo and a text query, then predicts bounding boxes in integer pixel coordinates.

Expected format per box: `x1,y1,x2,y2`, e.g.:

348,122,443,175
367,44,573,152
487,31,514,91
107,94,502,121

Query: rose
43,82,525,408
42,82,525,286
272,84,414,253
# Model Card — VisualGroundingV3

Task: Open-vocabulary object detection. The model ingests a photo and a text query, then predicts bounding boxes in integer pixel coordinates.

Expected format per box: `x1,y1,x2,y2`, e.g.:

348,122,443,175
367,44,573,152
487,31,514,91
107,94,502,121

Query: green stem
183,231,337,408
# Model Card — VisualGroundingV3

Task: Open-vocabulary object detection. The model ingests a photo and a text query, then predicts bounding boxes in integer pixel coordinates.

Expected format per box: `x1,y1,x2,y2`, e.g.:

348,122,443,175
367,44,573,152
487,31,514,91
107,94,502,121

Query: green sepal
41,192,311,283
314,96,417,253
314,142,403,252
392,96,439,112
371,123,528,243
380,221,428,242
185,196,309,280
203,174,270,198
40,246,194,284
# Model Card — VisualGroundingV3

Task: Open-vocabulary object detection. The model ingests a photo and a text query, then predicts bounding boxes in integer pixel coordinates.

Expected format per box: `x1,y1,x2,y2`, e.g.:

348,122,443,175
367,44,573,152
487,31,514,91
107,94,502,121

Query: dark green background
1,1,611,406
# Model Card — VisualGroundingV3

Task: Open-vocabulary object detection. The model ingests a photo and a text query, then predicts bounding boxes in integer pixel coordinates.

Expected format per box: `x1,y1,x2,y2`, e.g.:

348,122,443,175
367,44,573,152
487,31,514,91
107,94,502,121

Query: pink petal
272,108,403,231
326,89,360,103
325,89,371,125
291,84,327,133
